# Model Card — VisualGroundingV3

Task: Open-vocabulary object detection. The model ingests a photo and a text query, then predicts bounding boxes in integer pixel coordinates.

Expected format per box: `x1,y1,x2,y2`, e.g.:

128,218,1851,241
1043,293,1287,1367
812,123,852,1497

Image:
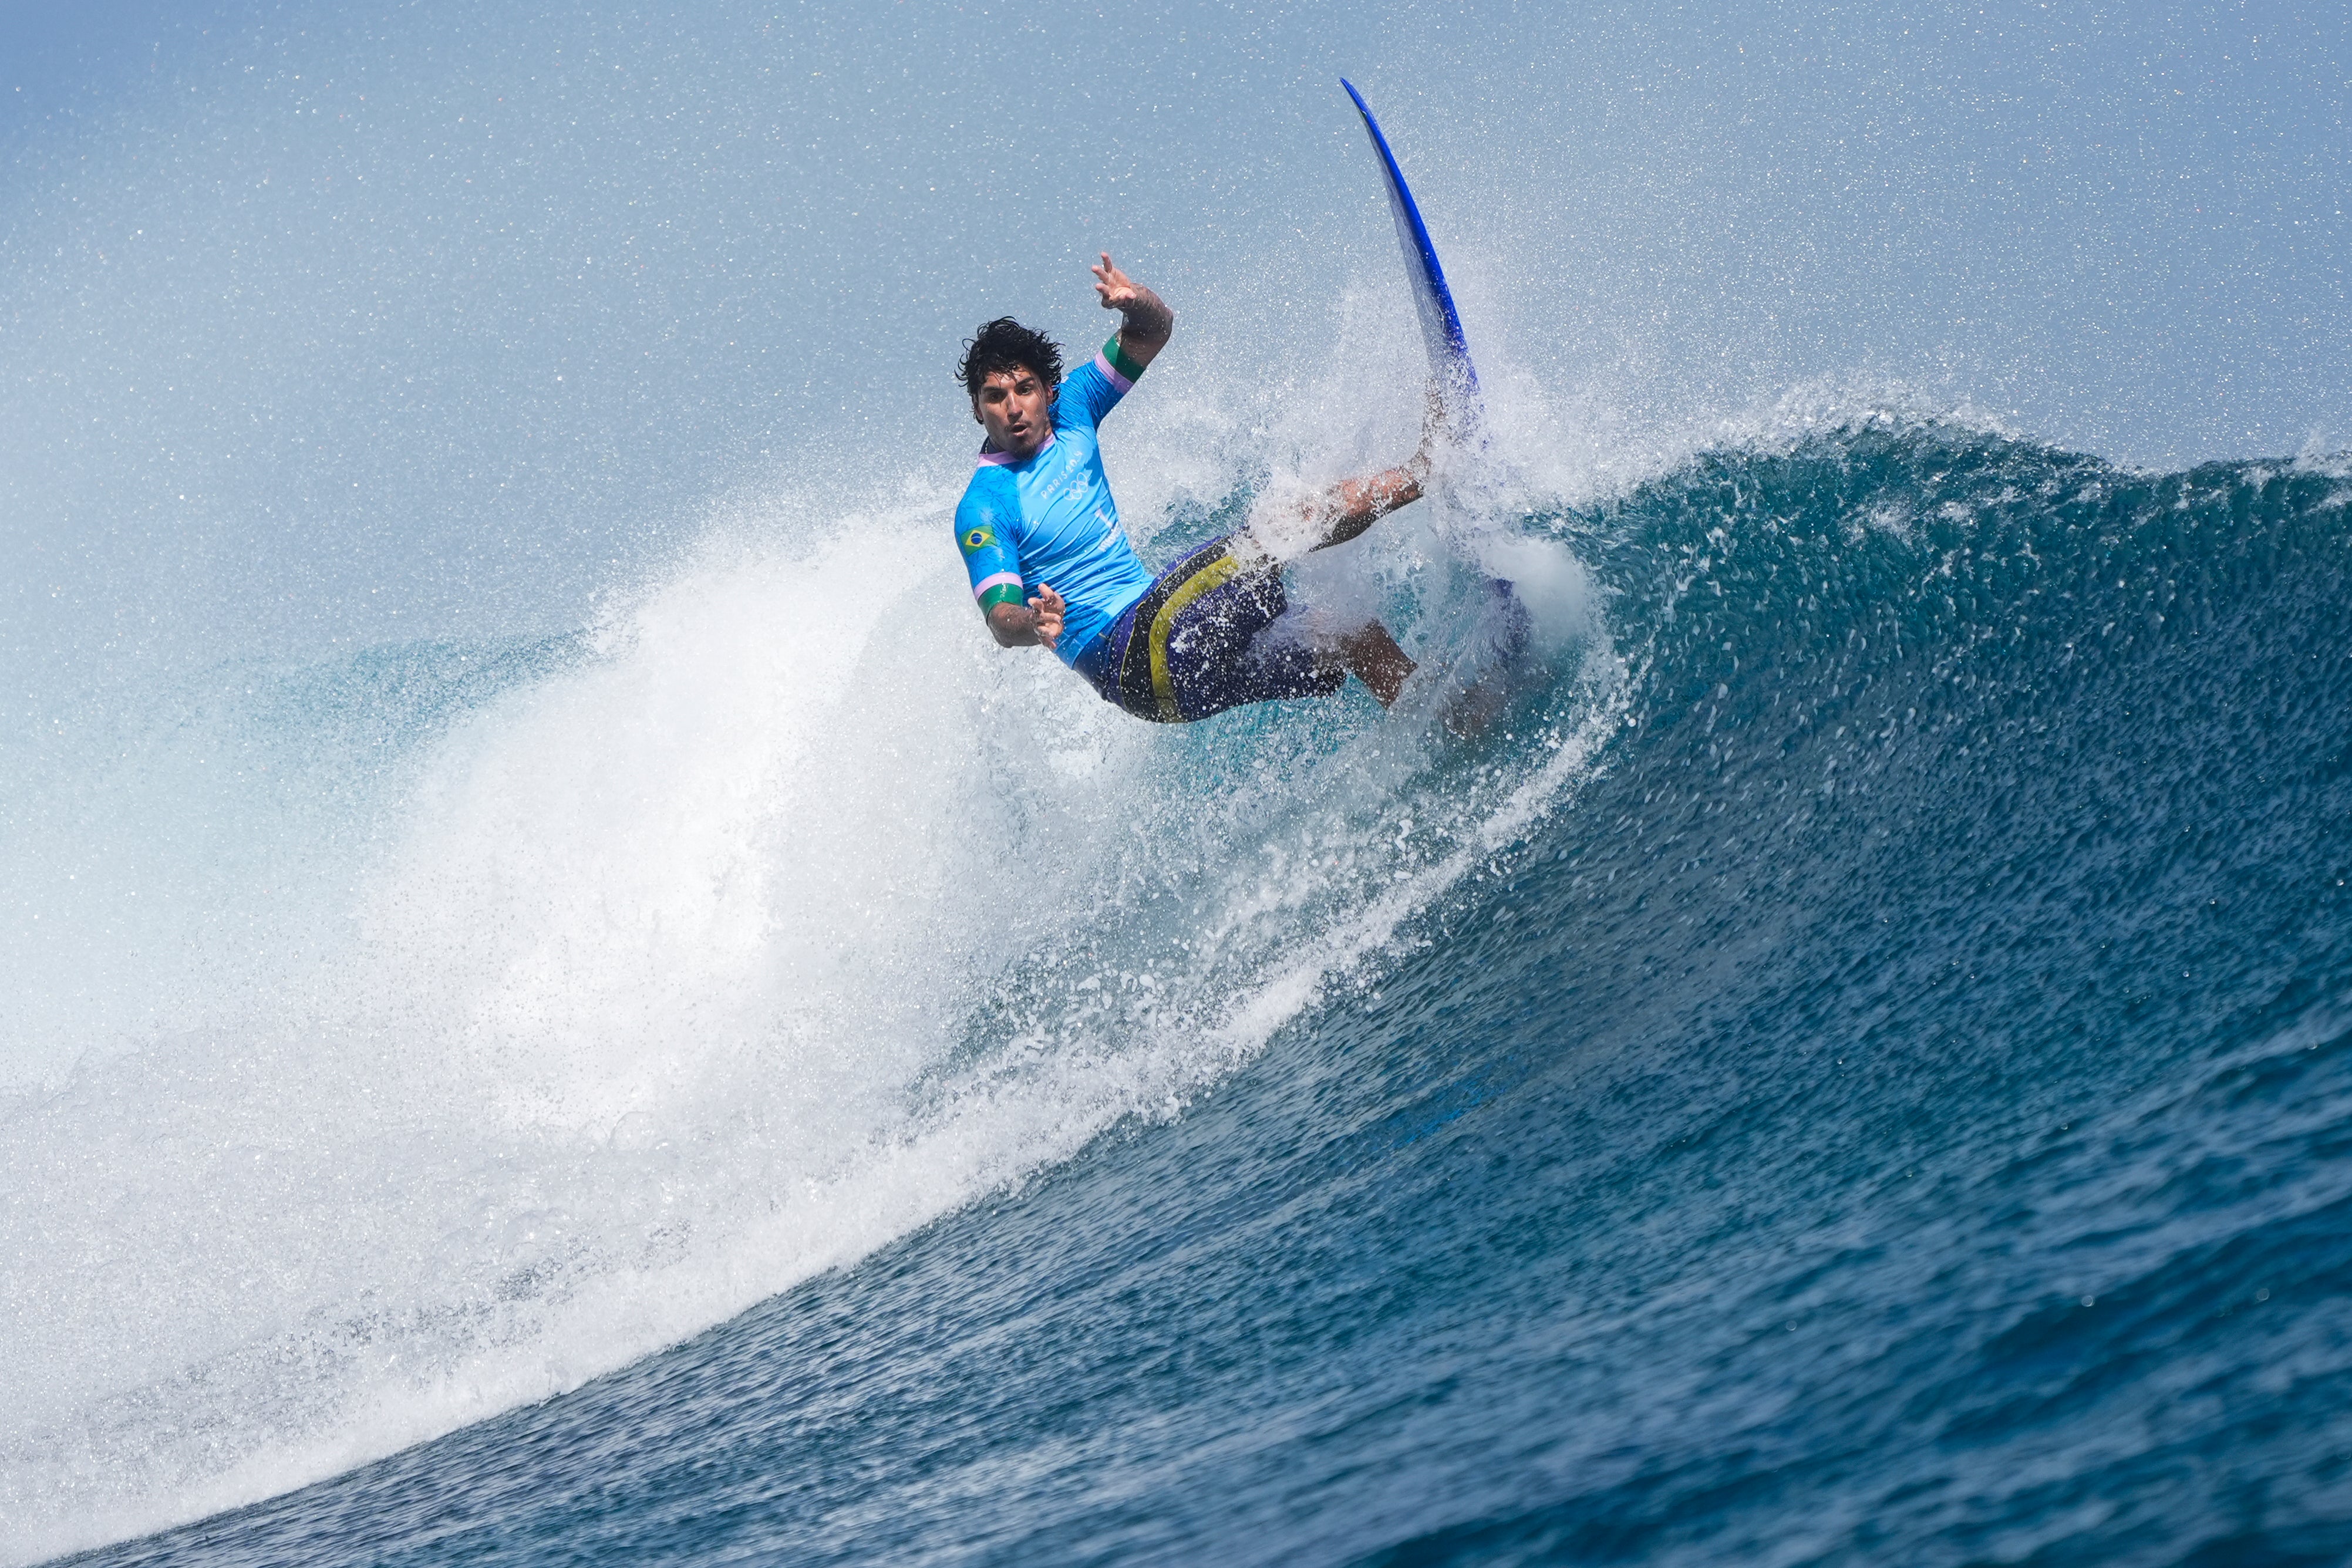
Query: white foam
0,452,1612,1563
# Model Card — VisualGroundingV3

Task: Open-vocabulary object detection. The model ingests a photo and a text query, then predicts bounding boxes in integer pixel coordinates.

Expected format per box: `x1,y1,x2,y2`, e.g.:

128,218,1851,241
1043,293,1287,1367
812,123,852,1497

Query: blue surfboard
1340,79,1481,419
1342,82,1535,734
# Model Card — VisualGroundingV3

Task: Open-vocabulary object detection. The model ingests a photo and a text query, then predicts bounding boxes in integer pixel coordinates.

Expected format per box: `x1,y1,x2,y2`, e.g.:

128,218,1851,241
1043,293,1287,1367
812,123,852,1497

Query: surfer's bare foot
1440,676,1509,739
1338,622,1414,707
1440,583,1535,738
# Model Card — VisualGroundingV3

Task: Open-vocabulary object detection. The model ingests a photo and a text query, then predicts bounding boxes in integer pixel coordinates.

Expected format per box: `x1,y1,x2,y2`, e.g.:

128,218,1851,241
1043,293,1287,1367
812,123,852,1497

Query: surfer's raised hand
1091,252,1174,370
1090,251,1146,312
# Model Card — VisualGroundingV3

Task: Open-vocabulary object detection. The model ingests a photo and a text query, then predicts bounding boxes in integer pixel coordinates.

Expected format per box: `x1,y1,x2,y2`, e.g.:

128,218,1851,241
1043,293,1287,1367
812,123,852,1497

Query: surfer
955,253,1431,724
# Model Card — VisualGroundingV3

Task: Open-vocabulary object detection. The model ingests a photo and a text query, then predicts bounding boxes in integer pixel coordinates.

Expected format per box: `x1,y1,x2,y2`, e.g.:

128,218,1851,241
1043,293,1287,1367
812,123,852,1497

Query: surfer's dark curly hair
958,317,1063,400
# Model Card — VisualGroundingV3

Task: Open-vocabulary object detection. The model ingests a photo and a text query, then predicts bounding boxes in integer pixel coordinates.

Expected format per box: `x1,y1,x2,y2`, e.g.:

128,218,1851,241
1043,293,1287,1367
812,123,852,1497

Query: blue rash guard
955,338,1157,667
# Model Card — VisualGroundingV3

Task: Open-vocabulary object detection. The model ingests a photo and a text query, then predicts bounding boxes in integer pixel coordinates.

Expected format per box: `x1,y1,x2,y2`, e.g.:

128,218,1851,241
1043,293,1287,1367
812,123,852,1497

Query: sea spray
1,441,1607,1561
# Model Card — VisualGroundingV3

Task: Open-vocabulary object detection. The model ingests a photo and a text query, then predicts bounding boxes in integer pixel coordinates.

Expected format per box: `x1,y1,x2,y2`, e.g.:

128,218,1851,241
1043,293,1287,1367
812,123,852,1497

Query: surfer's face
972,367,1052,460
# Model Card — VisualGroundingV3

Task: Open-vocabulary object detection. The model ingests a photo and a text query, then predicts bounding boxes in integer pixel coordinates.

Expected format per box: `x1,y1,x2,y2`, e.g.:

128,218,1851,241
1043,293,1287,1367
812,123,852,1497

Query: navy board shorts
1071,534,1346,724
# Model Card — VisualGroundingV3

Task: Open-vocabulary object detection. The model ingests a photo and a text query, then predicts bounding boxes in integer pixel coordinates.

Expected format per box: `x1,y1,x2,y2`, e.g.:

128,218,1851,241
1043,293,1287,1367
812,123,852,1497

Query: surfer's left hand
1027,585,1065,652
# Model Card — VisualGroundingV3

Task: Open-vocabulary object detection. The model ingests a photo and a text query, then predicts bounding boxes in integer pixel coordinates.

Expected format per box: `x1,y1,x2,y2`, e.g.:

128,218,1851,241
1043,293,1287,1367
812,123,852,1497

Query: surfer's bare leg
1303,392,1441,550
1242,462,1422,561
1337,621,1414,706
1306,463,1426,551
1252,392,1439,707
1295,454,1424,707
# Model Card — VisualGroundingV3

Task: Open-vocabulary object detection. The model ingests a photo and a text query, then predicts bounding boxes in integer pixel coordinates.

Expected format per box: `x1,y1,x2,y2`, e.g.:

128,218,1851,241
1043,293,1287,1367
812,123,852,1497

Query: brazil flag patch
960,527,996,555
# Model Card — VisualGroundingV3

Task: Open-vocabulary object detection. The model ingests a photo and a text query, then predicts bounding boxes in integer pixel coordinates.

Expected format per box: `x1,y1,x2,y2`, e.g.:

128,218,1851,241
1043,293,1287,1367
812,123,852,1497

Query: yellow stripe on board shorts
1147,552,1249,723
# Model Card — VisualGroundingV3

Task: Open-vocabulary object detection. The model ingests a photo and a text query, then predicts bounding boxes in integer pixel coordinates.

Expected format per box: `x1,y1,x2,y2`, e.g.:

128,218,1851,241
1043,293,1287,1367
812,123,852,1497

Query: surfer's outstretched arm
1091,253,1173,371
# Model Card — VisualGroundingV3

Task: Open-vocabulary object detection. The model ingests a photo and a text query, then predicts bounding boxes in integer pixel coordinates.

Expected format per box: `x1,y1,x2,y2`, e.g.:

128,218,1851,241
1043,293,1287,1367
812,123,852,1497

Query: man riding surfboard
955,254,1430,724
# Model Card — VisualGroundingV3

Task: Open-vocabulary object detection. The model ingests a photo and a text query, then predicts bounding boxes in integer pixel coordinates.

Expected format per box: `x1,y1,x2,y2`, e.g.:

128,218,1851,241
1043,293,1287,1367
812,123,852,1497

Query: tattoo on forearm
1123,292,1173,339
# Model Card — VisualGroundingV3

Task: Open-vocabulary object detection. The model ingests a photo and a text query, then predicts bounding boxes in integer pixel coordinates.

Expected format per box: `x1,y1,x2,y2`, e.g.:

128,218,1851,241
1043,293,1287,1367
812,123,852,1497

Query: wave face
19,420,2352,1566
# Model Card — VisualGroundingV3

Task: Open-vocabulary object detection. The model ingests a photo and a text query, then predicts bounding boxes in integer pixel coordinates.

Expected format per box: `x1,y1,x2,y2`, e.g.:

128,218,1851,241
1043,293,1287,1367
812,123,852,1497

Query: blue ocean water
31,421,2352,1566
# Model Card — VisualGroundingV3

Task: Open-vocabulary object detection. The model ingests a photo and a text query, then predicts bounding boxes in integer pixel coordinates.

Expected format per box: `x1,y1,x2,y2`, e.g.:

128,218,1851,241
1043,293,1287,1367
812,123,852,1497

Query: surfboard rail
1339,78,1480,405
